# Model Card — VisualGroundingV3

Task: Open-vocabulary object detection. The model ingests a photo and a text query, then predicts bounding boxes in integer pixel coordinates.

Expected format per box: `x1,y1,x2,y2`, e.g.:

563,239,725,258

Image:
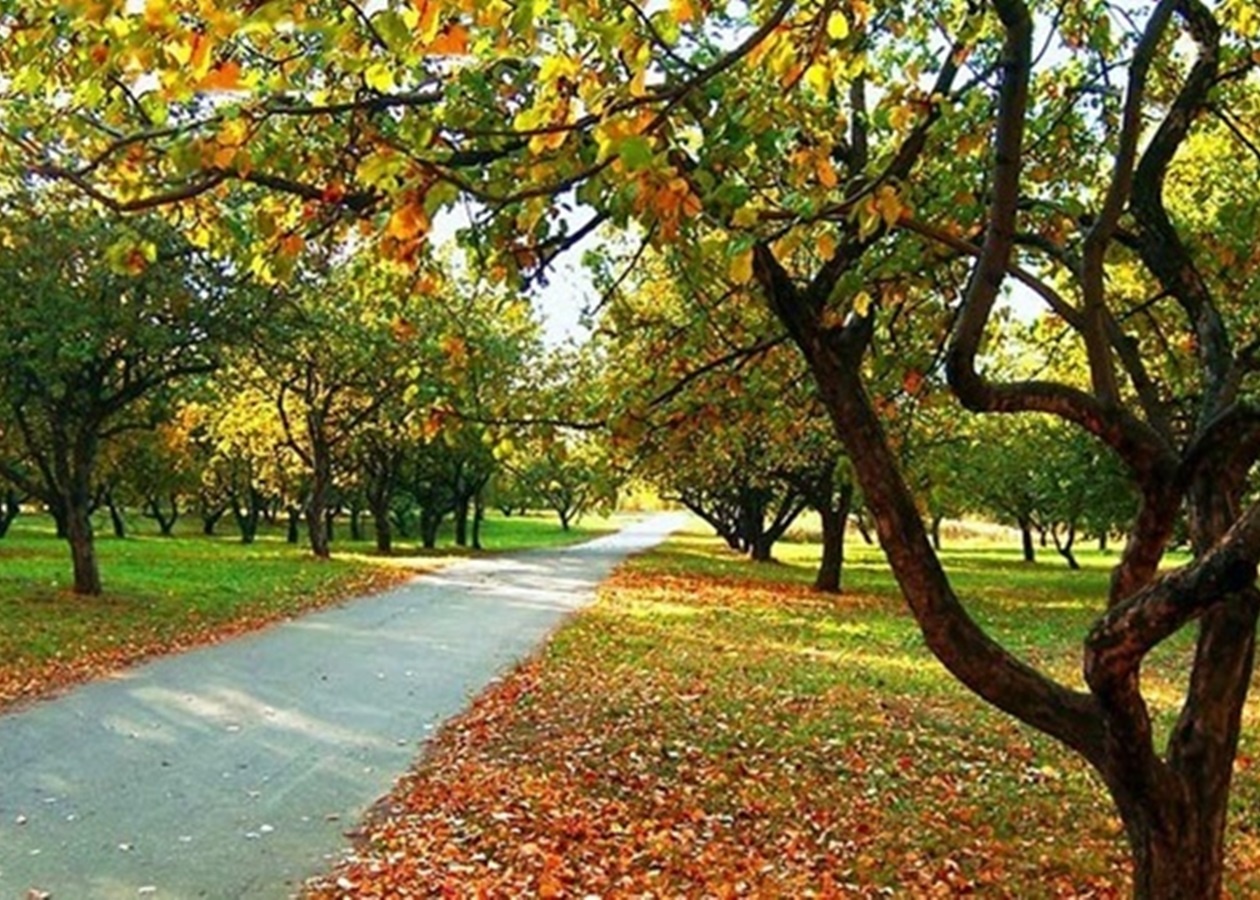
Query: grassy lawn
309,524,1260,898
0,509,618,711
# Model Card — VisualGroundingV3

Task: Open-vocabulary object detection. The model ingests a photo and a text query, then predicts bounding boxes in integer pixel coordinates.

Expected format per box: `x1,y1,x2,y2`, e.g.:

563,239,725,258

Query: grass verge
308,526,1260,898
0,511,617,712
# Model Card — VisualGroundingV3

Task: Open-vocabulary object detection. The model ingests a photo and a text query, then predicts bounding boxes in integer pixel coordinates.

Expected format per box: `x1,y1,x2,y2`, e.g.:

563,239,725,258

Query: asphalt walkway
0,513,687,899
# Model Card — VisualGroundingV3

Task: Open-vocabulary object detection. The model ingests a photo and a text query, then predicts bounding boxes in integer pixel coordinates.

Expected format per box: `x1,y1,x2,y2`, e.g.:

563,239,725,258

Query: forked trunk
1052,523,1080,570
420,509,442,549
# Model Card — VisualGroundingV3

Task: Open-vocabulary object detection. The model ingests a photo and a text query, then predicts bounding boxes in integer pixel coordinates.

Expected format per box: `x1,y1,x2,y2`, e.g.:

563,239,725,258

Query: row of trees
4,0,1259,893
0,206,616,593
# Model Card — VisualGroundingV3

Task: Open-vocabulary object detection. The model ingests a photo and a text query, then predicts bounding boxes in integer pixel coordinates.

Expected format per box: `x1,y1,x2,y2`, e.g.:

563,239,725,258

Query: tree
596,246,850,584
256,255,431,558
11,0,1260,893
0,204,255,593
505,428,618,531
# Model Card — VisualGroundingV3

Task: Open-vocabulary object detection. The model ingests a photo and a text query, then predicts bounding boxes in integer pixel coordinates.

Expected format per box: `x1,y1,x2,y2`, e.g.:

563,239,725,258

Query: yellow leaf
827,11,849,39
167,37,192,66
889,104,913,131
816,231,837,259
731,206,759,228
729,249,754,284
853,290,873,317
804,62,831,96
538,54,580,85
528,129,569,154
364,63,395,93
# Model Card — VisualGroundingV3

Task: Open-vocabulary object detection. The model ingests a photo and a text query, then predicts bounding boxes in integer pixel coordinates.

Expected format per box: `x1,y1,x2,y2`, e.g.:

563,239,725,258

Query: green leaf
615,136,654,171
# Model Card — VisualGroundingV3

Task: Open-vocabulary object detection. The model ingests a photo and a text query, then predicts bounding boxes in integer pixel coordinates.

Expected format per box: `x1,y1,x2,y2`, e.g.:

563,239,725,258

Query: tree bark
286,505,301,544
472,490,485,550
0,488,19,538
66,500,101,595
930,513,943,551
420,508,442,549
200,503,226,536
854,510,874,545
145,494,179,536
814,482,854,593
1018,516,1036,562
233,494,260,544
49,496,69,538
105,492,127,539
454,496,470,546
370,494,393,554
1053,523,1080,570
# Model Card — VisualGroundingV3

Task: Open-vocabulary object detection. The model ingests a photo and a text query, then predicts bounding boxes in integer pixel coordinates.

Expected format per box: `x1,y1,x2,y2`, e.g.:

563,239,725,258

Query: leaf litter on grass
0,565,413,713
305,542,1190,899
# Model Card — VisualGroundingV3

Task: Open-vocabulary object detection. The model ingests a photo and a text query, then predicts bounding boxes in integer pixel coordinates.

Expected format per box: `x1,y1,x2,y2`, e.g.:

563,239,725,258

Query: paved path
0,513,687,899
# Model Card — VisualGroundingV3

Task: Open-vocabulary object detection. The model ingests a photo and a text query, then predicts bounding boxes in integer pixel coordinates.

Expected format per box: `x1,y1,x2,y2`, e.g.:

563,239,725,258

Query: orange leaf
429,23,469,55
386,202,430,242
199,60,241,91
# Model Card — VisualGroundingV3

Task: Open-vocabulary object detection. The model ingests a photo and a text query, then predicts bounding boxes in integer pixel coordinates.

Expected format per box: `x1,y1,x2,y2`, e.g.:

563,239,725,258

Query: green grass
0,508,619,708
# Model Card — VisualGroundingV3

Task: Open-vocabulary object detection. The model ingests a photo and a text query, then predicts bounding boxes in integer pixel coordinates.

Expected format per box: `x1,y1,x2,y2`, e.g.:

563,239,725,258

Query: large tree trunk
349,503,363,542
58,434,103,595
1099,476,1260,899
814,482,854,593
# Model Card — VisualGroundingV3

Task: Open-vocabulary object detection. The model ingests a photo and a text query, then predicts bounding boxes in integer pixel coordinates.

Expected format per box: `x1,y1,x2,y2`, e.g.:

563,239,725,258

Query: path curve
0,513,688,899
